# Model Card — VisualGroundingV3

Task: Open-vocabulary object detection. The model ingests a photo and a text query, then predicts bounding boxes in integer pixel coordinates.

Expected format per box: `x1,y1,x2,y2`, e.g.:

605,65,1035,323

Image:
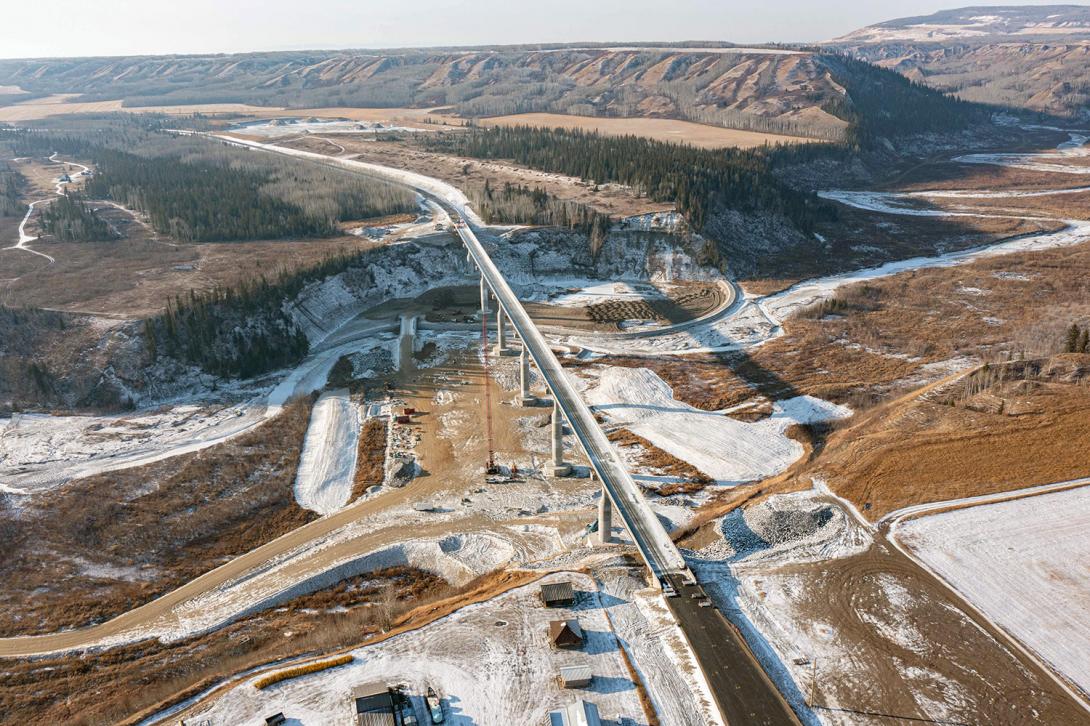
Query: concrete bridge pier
478,275,491,319
519,344,535,405
398,314,418,371
494,307,514,356
549,399,571,477
597,491,613,544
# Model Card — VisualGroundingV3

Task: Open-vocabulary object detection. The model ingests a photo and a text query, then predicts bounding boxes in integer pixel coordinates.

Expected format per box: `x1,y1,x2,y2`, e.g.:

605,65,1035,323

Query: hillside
835,5,1090,44
0,47,982,141
833,5,1090,116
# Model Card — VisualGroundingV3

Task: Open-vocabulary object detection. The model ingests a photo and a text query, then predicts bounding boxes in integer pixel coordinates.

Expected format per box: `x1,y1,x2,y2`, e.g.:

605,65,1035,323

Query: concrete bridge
451,218,689,583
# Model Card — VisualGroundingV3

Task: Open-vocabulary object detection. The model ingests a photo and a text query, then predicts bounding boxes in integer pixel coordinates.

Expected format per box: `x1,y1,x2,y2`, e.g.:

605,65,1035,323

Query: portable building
549,619,584,649
540,581,576,608
558,664,593,688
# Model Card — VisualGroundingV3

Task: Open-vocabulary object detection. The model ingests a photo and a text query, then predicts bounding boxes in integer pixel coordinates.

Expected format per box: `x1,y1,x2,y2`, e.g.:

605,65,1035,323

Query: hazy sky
0,0,1078,59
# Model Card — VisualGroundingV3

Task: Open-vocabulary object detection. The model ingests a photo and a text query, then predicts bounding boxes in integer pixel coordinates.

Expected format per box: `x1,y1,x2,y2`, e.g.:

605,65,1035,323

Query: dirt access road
0,341,580,657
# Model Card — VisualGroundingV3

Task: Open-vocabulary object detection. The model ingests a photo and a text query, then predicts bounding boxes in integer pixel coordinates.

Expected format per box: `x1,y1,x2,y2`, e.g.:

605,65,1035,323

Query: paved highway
666,575,802,725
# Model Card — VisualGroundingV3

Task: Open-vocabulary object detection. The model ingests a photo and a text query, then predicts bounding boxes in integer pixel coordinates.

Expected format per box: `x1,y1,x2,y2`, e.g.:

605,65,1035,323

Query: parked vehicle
425,686,444,724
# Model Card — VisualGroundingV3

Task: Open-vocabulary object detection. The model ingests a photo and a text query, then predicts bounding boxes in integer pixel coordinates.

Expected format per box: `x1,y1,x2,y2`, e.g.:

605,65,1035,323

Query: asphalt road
666,575,802,726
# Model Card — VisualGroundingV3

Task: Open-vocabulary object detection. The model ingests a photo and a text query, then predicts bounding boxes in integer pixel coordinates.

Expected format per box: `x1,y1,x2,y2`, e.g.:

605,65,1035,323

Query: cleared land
280,134,673,218
0,95,462,127
482,112,819,149
0,396,316,636
897,485,1090,699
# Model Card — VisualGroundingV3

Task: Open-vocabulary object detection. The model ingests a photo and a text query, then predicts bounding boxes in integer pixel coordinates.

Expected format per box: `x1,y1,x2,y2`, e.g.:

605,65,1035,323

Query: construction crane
480,304,499,475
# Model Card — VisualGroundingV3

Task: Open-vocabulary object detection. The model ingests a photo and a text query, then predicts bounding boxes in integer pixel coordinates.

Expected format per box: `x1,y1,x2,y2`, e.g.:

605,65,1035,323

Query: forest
85,149,333,242
39,192,116,242
145,252,373,378
11,120,417,243
84,147,416,242
0,160,22,217
426,126,835,232
469,180,611,252
821,54,990,141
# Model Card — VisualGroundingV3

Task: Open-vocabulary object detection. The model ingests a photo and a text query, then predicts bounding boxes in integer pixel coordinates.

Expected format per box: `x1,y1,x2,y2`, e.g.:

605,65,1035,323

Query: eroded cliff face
0,48,853,139
833,6,1090,118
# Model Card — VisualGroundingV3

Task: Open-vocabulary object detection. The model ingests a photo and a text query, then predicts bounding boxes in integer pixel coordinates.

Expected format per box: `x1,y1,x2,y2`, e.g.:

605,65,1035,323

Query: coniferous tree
328,355,354,388
426,126,836,233
1065,324,1081,353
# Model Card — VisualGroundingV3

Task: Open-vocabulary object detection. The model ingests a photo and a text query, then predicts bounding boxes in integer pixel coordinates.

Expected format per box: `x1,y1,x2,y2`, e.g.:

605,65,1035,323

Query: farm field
481,112,823,148
896,484,1090,698
0,94,462,127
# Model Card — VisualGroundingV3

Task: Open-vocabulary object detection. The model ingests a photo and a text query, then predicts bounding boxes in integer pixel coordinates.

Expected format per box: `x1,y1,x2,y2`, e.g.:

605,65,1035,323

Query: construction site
4,21,1090,722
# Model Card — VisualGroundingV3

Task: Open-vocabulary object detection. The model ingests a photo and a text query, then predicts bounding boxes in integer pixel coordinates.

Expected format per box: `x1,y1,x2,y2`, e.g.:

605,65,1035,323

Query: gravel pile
695,490,865,565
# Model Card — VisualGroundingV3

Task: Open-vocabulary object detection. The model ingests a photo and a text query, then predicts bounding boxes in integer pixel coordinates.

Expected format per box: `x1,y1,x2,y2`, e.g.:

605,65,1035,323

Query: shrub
253,654,354,690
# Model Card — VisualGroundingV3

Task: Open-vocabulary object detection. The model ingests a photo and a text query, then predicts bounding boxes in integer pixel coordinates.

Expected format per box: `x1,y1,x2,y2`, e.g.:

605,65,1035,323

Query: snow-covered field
0,397,270,497
180,572,646,726
294,389,362,515
585,367,850,484
955,133,1090,175
895,485,1090,696
549,280,667,307
230,118,423,137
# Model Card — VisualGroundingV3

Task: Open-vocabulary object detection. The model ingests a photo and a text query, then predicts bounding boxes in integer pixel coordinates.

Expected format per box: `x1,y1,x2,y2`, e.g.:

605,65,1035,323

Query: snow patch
294,389,361,515
896,484,1090,697
586,367,850,483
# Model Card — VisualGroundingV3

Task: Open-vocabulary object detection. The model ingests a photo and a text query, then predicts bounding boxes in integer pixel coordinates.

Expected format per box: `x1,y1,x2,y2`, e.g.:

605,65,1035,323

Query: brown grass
0,565,451,725
0,396,318,636
352,417,388,501
481,112,821,149
806,355,1090,518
